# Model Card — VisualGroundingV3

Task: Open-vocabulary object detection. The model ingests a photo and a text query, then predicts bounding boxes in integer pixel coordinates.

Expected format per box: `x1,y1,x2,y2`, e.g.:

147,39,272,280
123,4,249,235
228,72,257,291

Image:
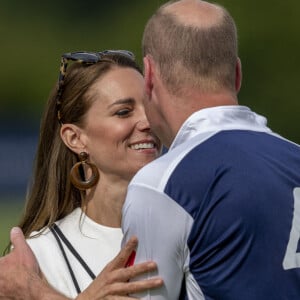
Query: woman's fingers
107,261,158,283
78,237,163,300
105,236,138,272
103,277,163,296
88,277,163,299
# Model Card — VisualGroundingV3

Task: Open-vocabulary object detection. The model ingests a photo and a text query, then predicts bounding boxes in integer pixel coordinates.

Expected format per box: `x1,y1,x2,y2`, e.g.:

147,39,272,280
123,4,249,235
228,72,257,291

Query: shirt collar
170,105,272,150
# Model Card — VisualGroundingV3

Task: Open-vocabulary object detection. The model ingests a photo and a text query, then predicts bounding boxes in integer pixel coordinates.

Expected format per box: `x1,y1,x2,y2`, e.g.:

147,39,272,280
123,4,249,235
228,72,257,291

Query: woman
17,50,162,298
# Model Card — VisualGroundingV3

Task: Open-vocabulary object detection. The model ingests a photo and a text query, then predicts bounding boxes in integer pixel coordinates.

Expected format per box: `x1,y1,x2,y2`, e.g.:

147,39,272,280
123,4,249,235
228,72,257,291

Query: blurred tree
0,0,299,142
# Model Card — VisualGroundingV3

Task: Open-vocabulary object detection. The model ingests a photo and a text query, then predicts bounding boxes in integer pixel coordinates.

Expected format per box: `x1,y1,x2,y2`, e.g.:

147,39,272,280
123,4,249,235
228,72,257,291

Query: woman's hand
77,236,163,300
0,230,162,300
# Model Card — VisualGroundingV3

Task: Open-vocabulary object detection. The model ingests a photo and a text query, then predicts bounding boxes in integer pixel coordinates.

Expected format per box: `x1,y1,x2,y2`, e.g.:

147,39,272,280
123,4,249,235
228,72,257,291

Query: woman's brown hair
16,52,142,240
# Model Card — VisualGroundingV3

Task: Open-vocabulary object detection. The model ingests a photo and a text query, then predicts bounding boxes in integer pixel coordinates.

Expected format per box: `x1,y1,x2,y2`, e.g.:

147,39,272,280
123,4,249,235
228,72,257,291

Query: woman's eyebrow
107,98,135,108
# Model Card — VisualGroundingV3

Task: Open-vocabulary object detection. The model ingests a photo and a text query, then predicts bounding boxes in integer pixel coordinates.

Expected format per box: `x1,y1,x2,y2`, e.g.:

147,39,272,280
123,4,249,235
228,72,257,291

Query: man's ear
143,55,154,97
235,57,242,93
60,124,86,154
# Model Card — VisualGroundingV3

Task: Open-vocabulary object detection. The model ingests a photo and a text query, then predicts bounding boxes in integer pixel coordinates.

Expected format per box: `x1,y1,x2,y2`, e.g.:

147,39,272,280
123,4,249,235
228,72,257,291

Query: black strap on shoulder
50,223,96,294
50,226,81,294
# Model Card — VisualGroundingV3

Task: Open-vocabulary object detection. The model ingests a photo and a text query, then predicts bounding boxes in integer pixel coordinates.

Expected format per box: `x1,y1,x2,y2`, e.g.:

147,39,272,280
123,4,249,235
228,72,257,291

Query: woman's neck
83,176,129,228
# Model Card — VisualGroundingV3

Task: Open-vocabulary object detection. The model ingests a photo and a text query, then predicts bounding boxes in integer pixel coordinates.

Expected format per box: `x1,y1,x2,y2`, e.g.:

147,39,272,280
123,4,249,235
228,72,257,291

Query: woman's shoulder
26,208,80,252
26,227,56,259
25,220,78,298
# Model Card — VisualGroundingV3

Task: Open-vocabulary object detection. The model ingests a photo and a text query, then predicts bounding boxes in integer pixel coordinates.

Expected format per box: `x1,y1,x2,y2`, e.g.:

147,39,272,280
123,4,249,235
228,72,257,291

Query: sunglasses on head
55,50,135,123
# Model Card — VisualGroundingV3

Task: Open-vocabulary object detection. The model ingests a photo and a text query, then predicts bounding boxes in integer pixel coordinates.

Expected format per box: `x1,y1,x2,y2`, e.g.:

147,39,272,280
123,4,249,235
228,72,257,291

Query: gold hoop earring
70,152,99,190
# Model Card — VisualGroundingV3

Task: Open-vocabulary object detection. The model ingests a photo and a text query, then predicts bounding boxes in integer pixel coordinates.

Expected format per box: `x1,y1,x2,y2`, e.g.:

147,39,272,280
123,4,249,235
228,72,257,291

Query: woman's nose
136,115,151,131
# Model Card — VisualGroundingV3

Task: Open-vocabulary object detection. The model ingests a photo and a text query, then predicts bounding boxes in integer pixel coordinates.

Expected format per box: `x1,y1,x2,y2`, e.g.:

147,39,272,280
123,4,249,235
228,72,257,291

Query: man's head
142,0,241,147
143,0,239,95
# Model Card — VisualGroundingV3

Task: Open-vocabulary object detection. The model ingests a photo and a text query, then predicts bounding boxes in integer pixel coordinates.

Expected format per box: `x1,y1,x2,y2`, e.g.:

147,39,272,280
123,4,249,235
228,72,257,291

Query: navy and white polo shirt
122,105,300,299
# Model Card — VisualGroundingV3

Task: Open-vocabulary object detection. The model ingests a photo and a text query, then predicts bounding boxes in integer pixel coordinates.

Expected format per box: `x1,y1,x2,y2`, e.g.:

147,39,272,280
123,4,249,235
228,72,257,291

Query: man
2,0,300,299
122,0,300,299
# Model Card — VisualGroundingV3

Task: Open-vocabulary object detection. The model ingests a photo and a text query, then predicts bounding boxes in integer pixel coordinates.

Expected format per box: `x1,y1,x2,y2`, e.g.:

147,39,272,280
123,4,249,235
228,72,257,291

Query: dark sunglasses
55,50,135,123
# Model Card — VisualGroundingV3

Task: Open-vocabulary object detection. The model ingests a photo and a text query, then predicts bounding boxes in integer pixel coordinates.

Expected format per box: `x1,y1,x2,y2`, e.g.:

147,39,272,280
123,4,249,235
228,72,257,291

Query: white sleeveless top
27,208,123,298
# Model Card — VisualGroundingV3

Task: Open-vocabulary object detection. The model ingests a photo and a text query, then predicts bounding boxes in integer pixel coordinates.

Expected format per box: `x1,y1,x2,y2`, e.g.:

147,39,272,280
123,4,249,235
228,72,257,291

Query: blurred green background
1,0,300,252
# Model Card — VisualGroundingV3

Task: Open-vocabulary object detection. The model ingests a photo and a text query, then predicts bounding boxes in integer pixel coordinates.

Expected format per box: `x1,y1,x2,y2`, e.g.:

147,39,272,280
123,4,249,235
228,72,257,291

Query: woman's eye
116,109,131,117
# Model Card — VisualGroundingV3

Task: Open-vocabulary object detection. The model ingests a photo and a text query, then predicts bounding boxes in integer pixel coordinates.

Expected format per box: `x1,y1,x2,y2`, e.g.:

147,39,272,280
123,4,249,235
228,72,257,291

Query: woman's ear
60,124,86,154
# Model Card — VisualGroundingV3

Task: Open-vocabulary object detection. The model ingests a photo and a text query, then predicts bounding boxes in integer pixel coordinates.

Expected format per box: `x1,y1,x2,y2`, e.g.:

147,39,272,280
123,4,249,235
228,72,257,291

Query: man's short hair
142,1,238,95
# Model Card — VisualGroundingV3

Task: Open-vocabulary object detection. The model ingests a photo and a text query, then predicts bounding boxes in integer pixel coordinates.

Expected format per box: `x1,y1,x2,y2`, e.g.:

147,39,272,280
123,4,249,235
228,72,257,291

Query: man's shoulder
129,151,173,191
129,135,207,191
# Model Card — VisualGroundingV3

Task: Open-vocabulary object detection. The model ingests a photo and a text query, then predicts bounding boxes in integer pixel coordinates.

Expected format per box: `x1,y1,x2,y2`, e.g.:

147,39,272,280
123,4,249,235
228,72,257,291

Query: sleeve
122,183,194,300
